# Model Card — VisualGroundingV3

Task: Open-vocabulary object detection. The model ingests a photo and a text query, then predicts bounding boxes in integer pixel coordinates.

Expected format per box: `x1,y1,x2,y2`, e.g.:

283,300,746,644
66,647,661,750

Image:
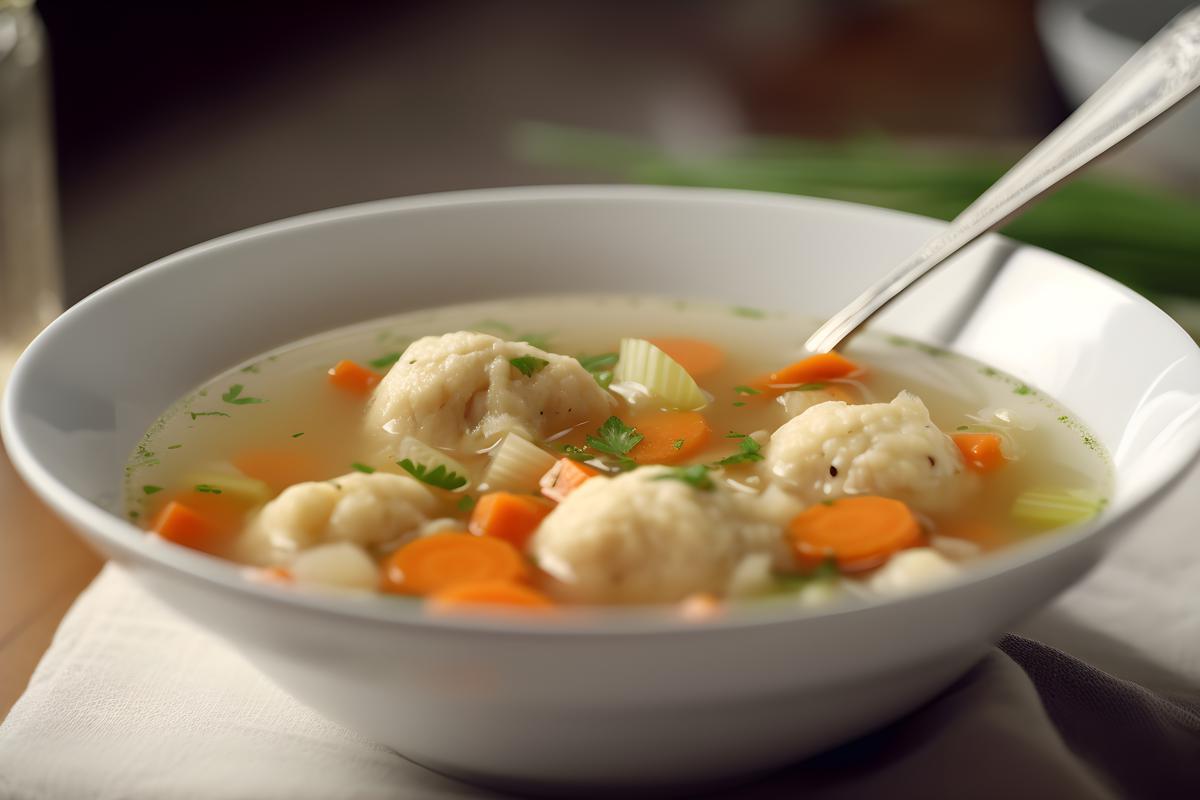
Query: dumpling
365,331,613,453
764,391,971,512
235,471,437,566
530,466,786,604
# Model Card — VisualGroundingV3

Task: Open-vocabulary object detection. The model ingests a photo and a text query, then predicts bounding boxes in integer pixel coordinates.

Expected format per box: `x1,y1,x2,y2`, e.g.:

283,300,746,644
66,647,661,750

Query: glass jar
0,0,60,385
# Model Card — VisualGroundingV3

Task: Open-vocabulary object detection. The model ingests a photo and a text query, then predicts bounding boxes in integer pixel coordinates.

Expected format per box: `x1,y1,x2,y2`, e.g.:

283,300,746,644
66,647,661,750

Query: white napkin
3,460,1198,799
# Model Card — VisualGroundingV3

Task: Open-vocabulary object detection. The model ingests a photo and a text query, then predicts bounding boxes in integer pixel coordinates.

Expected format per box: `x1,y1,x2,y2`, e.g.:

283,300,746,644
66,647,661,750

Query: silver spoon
805,6,1200,354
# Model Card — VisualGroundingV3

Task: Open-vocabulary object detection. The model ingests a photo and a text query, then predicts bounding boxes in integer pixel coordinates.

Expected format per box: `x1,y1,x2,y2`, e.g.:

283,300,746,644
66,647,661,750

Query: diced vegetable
428,580,555,612
233,448,322,493
679,593,722,621
381,532,529,595
469,492,554,549
1011,490,1103,529
645,337,725,379
327,359,382,394
152,501,212,551
787,496,921,571
396,436,471,491
540,458,601,502
483,433,558,492
627,410,712,464
291,542,379,591
183,471,271,504
952,433,1007,473
613,338,707,410
754,352,860,394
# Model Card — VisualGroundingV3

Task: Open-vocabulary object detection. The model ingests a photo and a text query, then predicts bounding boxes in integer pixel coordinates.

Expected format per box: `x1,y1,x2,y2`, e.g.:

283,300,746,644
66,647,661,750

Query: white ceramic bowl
5,187,1200,793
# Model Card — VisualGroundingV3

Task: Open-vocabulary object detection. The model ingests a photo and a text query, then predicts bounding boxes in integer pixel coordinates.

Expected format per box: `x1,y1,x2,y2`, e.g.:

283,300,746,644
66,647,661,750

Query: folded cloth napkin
3,462,1199,799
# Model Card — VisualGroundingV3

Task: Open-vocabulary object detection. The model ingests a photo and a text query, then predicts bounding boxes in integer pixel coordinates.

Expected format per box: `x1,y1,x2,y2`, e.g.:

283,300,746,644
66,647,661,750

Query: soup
124,295,1111,613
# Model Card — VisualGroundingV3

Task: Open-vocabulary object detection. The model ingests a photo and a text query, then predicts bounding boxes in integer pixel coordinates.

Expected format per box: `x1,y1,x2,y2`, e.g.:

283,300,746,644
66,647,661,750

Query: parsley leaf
732,401,747,407
577,352,618,388
586,416,643,459
189,410,230,421
671,438,684,450
195,484,223,494
351,462,375,474
652,464,714,491
457,494,477,512
733,385,761,396
398,458,469,491
142,485,163,495
731,306,766,319
509,356,550,377
714,436,764,466
222,384,266,405
292,431,305,438
367,352,403,370
724,431,748,439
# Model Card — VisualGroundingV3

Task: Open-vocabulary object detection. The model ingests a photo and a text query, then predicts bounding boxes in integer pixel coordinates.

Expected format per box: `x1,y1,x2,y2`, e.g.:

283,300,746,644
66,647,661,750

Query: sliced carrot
382,532,529,595
627,410,712,465
540,458,601,502
953,433,1007,473
646,337,725,379
469,492,553,549
428,580,555,613
327,359,382,394
232,448,323,493
152,501,213,551
788,495,921,572
752,352,861,394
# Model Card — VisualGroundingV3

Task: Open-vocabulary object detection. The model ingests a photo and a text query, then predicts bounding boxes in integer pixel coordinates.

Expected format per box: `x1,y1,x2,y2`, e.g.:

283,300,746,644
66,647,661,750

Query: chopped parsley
652,464,714,491
713,436,764,466
560,444,593,462
350,462,376,474
222,384,265,405
509,356,550,377
240,363,260,374
195,484,223,494
1013,384,1032,396
367,352,403,370
577,352,618,388
457,494,477,512
724,431,748,439
292,432,305,438
732,401,747,407
731,306,766,319
189,410,230,421
733,385,761,396
671,438,685,450
166,444,182,450
398,458,469,491
142,485,164,495
956,425,969,431
586,416,643,469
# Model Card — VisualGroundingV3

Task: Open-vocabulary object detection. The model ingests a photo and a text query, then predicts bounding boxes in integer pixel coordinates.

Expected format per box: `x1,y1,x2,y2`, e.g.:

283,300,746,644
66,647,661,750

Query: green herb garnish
671,439,684,450
509,356,550,377
652,464,714,491
733,385,761,396
166,444,182,450
714,436,764,466
1013,384,1032,396
189,411,230,421
398,458,469,491
292,432,305,438
732,401,747,407
142,485,164,495
724,431,748,439
457,495,477,512
367,352,403,370
956,425,969,431
195,484,223,494
577,352,618,388
586,416,643,465
731,306,766,319
222,384,265,405
351,462,376,474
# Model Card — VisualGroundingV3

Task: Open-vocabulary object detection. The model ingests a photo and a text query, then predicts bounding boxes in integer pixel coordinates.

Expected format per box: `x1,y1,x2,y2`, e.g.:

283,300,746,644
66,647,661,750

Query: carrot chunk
628,410,712,465
428,580,555,613
233,448,323,493
327,359,382,394
152,501,212,551
540,458,601,502
381,533,528,595
646,337,725,379
952,433,1007,473
753,352,860,394
469,492,553,549
788,496,921,572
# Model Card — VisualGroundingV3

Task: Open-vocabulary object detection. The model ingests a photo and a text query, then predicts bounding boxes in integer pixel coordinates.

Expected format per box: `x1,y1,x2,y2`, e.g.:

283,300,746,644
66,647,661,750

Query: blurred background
8,0,1200,327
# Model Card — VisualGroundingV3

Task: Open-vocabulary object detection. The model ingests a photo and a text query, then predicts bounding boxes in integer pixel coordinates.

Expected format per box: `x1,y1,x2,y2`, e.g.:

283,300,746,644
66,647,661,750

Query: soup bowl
5,186,1200,792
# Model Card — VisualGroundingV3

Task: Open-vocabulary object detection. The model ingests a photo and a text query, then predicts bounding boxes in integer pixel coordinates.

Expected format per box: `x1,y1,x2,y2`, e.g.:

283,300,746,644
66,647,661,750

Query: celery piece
613,338,707,410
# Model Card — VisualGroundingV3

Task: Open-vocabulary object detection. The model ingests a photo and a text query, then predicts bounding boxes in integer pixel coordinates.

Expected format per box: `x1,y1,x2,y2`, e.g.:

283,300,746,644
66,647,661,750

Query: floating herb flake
142,485,164,495
222,384,266,405
586,417,643,460
398,459,469,491
713,436,764,466
652,464,714,491
1013,384,1033,396
509,356,550,377
292,432,305,438
457,495,477,512
671,439,684,450
189,410,230,421
195,484,223,494
577,352,618,388
351,462,376,474
733,385,761,396
367,352,404,370
167,444,182,450
731,306,766,319
732,401,747,407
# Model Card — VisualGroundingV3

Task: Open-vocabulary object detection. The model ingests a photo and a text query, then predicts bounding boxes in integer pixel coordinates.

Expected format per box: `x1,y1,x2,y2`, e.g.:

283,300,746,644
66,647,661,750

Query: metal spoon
805,6,1200,354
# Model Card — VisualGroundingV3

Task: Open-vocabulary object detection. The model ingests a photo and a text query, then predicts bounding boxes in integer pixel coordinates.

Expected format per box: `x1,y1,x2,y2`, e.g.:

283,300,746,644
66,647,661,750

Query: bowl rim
5,184,1200,636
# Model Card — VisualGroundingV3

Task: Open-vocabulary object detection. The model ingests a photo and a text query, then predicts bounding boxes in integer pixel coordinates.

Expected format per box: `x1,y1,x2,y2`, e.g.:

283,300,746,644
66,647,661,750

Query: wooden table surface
0,438,103,718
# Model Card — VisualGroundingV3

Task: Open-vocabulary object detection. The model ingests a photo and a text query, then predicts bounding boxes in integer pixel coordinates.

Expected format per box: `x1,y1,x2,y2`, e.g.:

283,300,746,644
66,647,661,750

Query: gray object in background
0,0,60,384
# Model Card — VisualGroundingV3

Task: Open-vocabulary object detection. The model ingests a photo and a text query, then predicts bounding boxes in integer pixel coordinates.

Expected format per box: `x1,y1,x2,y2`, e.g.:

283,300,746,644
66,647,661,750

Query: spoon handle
805,6,1200,354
